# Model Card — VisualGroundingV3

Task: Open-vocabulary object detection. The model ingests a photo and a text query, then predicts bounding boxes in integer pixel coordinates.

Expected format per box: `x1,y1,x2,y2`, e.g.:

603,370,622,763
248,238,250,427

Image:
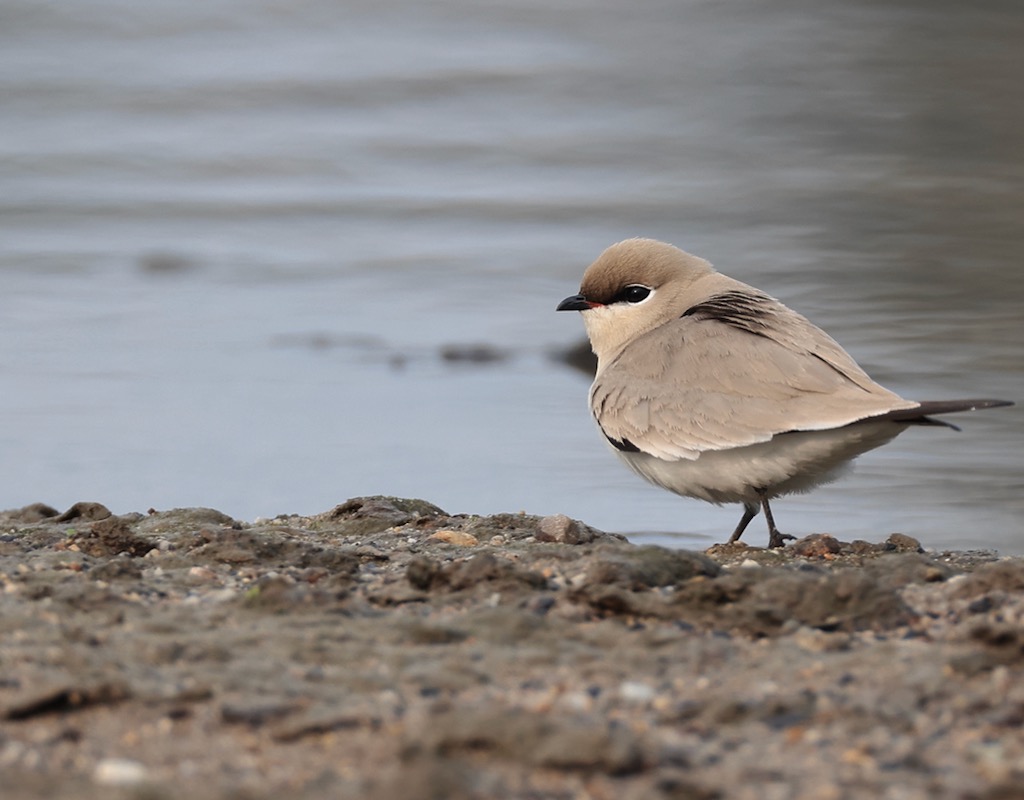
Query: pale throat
581,305,647,374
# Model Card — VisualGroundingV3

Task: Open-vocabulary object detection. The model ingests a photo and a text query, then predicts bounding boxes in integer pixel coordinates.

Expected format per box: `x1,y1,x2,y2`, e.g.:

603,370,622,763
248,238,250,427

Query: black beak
556,293,592,312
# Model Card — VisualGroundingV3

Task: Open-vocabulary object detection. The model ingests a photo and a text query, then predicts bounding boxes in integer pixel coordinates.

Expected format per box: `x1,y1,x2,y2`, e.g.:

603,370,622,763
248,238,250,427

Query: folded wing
590,290,918,461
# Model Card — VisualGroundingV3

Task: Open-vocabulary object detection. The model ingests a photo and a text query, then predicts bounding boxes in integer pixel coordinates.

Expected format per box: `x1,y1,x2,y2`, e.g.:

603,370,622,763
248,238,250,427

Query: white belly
613,419,908,505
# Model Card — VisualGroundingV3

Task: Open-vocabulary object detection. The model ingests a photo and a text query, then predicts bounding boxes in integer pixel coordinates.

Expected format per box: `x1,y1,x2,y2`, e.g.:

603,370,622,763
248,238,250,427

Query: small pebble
428,530,479,547
886,532,923,552
619,681,655,702
93,758,149,787
537,514,593,545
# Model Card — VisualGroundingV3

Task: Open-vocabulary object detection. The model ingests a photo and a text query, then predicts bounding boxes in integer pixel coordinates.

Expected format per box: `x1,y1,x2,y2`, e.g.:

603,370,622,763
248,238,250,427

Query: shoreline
2,496,1022,799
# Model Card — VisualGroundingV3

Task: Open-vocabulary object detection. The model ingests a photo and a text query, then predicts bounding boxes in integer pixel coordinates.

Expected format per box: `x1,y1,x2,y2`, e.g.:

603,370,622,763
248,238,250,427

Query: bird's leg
728,502,760,543
759,490,795,549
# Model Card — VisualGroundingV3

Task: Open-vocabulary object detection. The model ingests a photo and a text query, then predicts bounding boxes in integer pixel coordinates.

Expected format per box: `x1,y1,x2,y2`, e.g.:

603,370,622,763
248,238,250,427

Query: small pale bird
557,238,1012,548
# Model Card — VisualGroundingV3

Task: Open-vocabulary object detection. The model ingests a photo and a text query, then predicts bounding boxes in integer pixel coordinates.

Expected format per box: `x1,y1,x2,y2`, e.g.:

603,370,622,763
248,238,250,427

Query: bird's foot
767,529,796,549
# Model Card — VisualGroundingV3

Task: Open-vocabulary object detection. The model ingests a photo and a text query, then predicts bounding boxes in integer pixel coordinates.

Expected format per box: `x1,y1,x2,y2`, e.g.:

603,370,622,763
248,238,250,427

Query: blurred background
1,0,1021,553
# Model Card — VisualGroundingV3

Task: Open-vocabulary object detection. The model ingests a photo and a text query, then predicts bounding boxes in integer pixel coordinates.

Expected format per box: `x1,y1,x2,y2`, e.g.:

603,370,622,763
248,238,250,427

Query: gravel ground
1,497,1023,800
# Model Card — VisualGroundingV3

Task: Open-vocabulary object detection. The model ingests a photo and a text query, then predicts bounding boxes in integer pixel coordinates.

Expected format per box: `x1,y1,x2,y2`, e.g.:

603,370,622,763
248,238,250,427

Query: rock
428,530,479,547
56,502,112,522
537,514,594,544
0,503,60,523
93,758,149,787
326,497,446,537
789,533,842,558
619,681,656,703
885,533,923,552
136,507,237,533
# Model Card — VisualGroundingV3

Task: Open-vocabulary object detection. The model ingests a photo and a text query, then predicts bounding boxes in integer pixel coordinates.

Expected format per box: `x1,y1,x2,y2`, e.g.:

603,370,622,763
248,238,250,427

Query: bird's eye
619,284,652,304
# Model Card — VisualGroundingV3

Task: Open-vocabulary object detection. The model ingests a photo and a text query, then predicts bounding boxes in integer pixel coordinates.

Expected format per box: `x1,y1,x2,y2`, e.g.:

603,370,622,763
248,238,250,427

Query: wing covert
590,306,916,461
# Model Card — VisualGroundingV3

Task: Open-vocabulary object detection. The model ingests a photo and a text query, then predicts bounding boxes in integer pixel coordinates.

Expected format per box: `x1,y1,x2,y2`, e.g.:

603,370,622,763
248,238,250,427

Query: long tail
878,398,1013,431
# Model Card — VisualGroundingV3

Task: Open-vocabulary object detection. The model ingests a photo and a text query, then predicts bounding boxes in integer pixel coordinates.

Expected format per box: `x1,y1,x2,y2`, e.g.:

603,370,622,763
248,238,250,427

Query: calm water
2,1,1022,552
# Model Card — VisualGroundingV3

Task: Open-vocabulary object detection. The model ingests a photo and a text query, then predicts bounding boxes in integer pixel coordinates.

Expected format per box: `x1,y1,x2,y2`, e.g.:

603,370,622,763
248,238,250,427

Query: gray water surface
2,1,1022,552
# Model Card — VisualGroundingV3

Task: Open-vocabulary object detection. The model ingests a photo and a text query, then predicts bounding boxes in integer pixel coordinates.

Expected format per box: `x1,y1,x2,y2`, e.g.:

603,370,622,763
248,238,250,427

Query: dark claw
767,530,796,549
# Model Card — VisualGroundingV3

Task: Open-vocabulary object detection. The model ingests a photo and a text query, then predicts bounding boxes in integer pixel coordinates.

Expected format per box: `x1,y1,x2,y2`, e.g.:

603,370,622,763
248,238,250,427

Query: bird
556,238,1013,548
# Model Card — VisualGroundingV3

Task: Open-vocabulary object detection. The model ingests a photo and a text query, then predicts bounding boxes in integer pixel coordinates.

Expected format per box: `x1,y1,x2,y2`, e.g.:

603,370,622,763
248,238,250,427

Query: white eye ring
619,284,653,304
